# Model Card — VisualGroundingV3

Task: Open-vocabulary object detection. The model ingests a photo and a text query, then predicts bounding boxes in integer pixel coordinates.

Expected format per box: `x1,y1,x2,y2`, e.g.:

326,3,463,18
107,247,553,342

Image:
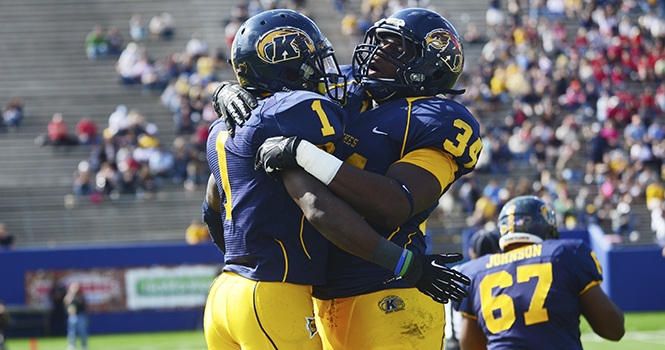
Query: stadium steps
0,0,239,247
0,186,204,246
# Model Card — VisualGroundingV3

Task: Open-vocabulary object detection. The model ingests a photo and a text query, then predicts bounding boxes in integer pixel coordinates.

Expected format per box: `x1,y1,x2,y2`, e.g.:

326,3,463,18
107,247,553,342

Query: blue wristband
394,249,414,276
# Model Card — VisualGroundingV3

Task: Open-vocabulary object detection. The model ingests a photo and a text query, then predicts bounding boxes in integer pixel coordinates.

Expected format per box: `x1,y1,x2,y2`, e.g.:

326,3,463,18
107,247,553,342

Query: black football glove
254,136,302,178
401,253,470,304
211,82,257,137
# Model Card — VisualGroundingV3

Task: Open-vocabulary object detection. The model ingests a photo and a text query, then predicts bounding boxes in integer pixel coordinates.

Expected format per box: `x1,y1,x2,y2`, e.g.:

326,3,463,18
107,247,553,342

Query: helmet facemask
308,40,347,105
352,10,466,101
353,23,421,101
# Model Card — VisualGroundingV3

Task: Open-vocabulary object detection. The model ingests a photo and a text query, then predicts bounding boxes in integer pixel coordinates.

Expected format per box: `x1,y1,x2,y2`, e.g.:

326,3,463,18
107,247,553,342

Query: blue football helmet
497,196,559,251
352,8,465,101
230,9,346,104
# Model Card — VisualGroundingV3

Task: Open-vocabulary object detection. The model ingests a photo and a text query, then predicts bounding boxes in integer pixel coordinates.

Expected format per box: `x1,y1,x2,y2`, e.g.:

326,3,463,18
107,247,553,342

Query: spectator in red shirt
47,113,77,146
76,117,98,145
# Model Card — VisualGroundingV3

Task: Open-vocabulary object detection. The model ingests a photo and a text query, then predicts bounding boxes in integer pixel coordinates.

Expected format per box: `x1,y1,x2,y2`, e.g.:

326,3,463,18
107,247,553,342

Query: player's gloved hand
254,136,302,178
211,82,257,137
396,253,470,304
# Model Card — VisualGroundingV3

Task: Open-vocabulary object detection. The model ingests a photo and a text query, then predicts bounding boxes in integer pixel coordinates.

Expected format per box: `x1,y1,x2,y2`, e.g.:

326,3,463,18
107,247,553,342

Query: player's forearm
327,164,411,229
292,140,411,228
283,168,381,260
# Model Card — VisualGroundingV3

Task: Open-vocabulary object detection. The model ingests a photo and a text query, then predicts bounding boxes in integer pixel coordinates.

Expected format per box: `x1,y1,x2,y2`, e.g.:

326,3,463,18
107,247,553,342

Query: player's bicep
387,148,456,213
579,285,625,341
385,162,441,214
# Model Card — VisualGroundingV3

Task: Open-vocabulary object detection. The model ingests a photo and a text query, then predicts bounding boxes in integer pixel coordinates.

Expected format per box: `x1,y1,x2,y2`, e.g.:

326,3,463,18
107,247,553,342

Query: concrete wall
0,242,223,335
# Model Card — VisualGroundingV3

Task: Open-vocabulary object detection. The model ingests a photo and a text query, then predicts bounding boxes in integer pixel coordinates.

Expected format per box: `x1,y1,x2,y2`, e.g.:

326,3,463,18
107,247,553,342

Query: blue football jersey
206,90,345,285
456,239,604,350
313,80,482,299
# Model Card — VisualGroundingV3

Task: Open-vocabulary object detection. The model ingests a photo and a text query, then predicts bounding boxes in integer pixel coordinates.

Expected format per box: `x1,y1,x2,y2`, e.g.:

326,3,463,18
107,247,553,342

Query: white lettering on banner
125,265,221,310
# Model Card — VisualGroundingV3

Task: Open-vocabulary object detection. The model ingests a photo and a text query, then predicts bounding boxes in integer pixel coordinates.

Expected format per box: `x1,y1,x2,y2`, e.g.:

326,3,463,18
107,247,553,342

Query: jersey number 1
311,100,336,136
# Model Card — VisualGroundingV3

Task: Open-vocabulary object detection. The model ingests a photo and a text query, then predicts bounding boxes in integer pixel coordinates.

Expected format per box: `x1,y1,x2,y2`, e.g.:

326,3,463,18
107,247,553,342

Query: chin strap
436,88,466,96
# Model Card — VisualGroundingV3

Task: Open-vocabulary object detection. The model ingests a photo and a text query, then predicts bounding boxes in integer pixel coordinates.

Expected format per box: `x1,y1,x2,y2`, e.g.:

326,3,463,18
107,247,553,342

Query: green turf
5,312,665,350
5,330,208,350
579,311,665,350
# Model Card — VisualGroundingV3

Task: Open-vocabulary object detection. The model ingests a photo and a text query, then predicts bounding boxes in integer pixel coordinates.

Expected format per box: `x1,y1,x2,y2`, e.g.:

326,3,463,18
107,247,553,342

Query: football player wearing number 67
456,196,625,350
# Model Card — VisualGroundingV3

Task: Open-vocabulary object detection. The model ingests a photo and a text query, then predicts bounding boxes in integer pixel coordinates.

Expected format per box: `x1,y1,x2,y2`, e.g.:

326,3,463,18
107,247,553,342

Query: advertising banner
125,264,220,310
25,268,126,312
24,264,221,313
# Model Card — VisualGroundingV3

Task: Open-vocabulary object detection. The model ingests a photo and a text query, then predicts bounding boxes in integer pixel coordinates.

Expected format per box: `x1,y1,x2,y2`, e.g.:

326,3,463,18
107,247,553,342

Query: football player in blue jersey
456,196,625,350
203,9,469,350
218,8,481,349
444,229,501,350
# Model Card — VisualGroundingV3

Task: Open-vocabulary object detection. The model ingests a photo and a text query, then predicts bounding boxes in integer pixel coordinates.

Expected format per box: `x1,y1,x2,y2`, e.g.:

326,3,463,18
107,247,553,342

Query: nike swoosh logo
372,126,388,135
431,261,449,269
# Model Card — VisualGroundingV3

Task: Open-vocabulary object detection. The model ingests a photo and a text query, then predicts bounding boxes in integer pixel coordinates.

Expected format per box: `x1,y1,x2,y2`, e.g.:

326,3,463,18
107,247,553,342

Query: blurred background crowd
3,0,665,249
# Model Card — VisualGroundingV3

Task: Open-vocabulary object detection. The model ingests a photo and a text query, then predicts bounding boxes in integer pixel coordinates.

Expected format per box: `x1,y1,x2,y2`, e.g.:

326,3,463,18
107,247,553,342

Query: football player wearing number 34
249,8,482,350
203,9,471,350
456,196,625,350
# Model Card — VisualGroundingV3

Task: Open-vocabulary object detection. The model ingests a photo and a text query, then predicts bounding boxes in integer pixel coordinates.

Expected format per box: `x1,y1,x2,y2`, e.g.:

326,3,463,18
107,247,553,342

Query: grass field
5,311,665,350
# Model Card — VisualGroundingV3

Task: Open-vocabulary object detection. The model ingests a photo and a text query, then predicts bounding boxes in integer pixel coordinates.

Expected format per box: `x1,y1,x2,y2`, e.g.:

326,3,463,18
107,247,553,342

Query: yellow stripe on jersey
275,239,288,282
215,131,232,219
403,231,417,249
386,227,401,241
590,251,603,275
458,310,479,320
401,97,433,157
394,147,458,196
579,280,602,295
299,215,312,260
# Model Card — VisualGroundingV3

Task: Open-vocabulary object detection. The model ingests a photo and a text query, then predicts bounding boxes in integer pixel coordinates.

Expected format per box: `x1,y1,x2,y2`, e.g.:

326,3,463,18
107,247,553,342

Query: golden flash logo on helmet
425,29,463,73
234,62,250,86
256,28,314,64
541,204,556,225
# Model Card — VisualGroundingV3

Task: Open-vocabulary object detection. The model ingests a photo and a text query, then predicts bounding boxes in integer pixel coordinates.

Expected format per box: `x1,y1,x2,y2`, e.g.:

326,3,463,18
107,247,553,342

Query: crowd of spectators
222,0,310,49
65,104,210,202
45,11,221,205
427,0,665,246
336,0,432,41
84,24,123,61
129,12,175,42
